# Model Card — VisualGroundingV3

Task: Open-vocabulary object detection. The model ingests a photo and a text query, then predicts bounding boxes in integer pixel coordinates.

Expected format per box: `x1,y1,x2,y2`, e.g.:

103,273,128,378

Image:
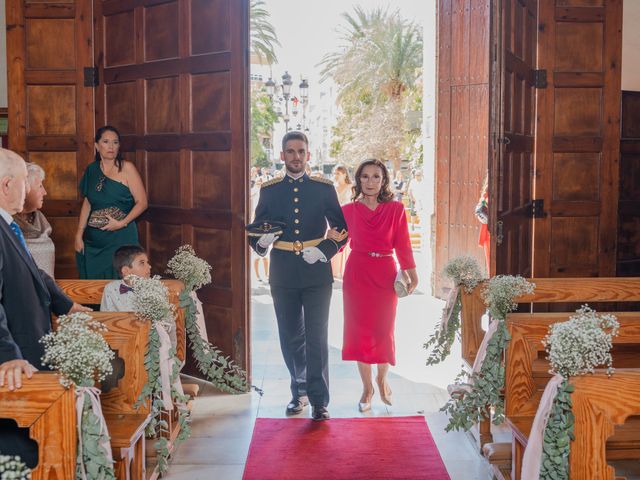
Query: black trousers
270,283,332,407
0,419,39,468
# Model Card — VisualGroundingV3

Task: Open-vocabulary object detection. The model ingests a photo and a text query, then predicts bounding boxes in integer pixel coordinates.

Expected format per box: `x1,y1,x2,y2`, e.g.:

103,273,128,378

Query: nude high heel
358,389,374,412
377,379,393,406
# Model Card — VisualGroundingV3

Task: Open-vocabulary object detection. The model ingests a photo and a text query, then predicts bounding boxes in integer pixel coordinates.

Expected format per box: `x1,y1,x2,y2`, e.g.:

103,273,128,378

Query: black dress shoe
312,406,330,421
285,396,309,415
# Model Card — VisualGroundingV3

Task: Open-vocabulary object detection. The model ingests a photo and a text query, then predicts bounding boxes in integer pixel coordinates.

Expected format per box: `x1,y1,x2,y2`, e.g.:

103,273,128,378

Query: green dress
76,162,140,279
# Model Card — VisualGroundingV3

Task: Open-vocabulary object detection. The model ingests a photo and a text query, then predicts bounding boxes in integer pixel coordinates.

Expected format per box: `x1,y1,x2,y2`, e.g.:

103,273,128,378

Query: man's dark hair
281,131,309,151
113,244,147,278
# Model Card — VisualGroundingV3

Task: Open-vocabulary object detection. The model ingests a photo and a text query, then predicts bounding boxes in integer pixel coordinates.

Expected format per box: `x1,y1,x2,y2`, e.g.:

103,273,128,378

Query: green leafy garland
130,276,191,475
40,313,116,479
424,256,484,366
440,275,535,431
537,306,618,479
167,245,248,394
0,455,31,479
540,381,574,480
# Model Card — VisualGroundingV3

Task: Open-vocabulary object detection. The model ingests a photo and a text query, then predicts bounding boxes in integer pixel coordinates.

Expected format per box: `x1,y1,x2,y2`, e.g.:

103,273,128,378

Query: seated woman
13,162,55,277
75,125,148,279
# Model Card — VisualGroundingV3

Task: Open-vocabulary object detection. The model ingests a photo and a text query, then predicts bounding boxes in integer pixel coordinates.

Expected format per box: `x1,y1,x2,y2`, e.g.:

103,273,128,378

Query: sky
263,0,432,101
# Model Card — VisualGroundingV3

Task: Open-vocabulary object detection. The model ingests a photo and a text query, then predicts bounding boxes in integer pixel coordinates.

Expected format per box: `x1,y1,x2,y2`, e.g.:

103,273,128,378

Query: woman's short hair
25,162,45,183
352,159,394,203
333,165,352,184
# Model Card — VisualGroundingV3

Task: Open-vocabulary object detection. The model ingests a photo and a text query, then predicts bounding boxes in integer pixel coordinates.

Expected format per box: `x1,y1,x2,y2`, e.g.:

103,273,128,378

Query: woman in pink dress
329,159,418,412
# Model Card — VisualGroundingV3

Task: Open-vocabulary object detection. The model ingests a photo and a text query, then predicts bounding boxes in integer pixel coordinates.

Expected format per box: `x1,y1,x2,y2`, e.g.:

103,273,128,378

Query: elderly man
0,148,88,466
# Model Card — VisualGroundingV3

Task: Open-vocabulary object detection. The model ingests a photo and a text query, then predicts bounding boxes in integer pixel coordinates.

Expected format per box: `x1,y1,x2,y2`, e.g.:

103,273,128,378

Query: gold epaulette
310,176,334,186
261,176,284,188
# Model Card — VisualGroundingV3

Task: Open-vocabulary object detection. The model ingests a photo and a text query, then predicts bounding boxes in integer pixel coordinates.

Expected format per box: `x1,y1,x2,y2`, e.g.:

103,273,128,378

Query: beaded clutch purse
88,207,127,229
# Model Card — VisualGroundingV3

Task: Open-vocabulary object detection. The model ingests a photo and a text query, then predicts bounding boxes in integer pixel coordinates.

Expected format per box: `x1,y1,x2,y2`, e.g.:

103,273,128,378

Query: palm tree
319,7,422,104
250,0,280,66
319,7,423,169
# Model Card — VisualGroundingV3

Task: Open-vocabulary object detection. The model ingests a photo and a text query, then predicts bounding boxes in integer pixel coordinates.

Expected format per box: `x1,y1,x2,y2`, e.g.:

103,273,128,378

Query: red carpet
242,416,450,479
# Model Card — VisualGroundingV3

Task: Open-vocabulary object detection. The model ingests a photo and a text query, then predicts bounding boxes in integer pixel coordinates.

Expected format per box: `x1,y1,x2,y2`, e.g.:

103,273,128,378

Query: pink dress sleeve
393,202,416,270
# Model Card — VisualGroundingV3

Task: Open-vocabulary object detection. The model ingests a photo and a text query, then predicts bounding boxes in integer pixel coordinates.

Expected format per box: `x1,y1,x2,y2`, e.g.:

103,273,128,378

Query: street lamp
264,72,309,133
299,79,309,102
265,77,275,97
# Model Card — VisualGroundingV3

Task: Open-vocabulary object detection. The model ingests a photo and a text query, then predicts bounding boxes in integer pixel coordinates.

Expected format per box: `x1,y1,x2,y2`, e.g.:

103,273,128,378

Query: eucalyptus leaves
0,455,31,479
40,312,115,480
441,275,535,432
424,256,484,366
531,306,619,480
167,245,248,394
130,276,191,475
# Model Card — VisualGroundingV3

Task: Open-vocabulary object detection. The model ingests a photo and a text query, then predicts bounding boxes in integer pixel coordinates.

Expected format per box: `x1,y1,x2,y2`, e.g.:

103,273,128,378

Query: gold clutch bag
88,207,127,228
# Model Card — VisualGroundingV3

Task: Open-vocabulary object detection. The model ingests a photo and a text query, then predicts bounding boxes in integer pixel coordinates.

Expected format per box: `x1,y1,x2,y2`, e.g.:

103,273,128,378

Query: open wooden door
491,0,537,277
94,0,251,376
6,0,95,278
532,0,622,278
435,0,491,296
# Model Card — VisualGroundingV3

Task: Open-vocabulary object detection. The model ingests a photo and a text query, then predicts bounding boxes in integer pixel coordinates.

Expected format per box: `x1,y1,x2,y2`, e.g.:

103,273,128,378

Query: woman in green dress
75,125,148,279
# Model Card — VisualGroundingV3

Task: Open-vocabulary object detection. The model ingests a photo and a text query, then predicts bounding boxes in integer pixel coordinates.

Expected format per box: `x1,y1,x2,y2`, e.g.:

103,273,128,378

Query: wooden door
6,0,95,278
435,0,491,297
492,0,537,277
533,0,622,278
94,0,250,376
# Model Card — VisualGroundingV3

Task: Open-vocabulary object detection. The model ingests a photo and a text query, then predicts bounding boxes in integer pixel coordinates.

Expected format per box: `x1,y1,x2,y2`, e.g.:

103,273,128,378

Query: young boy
100,245,152,312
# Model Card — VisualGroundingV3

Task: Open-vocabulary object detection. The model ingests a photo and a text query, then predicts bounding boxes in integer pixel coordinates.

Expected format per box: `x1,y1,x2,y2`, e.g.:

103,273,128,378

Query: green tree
250,0,280,65
250,88,277,167
319,7,423,170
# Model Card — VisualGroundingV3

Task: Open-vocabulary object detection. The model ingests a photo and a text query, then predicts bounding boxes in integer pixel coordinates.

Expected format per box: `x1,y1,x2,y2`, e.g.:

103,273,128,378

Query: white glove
301,246,327,264
257,233,279,249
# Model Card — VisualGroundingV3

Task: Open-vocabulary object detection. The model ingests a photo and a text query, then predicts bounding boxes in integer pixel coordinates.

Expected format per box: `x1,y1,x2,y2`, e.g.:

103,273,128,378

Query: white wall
622,0,640,91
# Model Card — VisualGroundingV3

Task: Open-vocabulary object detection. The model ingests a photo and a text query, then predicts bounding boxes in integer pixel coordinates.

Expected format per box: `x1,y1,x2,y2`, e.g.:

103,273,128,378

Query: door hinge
496,220,504,246
83,67,99,87
532,69,547,89
528,199,545,218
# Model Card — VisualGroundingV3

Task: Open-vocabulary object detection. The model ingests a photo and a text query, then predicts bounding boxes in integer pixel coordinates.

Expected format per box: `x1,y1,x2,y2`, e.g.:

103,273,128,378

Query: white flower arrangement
544,305,619,378
129,275,190,474
535,305,619,480
166,244,212,292
40,312,116,479
0,455,31,479
166,245,248,394
129,275,176,327
442,255,485,293
482,275,535,320
40,312,114,388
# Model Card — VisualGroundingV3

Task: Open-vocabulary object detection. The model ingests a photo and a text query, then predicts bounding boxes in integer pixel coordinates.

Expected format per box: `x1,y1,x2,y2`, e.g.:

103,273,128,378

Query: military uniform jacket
250,173,348,288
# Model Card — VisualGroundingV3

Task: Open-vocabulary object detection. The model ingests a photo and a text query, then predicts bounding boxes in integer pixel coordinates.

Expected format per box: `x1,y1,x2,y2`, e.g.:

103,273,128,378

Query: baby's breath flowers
166,245,212,292
442,255,485,293
533,306,619,480
40,312,114,387
166,245,248,393
0,455,31,479
40,312,116,480
482,275,535,320
544,305,619,378
129,275,190,475
424,256,486,366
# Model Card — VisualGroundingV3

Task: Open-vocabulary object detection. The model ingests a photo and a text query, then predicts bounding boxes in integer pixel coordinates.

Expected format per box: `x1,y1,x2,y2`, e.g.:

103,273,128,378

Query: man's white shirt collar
0,207,13,225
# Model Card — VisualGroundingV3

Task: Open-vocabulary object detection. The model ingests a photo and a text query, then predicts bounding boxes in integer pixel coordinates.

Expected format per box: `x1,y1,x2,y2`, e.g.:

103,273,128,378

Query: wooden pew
93,311,151,480
57,279,187,364
460,277,640,453
504,312,640,480
0,372,76,480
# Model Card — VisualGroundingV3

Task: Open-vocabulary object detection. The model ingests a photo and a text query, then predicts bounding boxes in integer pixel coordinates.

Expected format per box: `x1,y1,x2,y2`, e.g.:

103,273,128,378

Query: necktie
9,221,31,256
119,283,133,294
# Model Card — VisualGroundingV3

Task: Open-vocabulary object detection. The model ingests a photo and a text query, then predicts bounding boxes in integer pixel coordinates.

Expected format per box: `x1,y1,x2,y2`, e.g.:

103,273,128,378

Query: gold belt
273,237,324,253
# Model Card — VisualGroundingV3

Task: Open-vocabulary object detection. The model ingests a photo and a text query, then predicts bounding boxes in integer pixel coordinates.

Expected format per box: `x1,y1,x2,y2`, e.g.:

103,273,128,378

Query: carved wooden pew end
105,413,150,480
482,442,512,480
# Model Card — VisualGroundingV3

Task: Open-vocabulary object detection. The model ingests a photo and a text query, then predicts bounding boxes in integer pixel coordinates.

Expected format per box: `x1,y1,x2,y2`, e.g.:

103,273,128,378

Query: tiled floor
166,261,492,479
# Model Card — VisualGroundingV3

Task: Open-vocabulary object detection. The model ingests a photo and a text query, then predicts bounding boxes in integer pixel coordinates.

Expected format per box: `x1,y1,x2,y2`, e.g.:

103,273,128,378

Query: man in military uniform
249,131,348,421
